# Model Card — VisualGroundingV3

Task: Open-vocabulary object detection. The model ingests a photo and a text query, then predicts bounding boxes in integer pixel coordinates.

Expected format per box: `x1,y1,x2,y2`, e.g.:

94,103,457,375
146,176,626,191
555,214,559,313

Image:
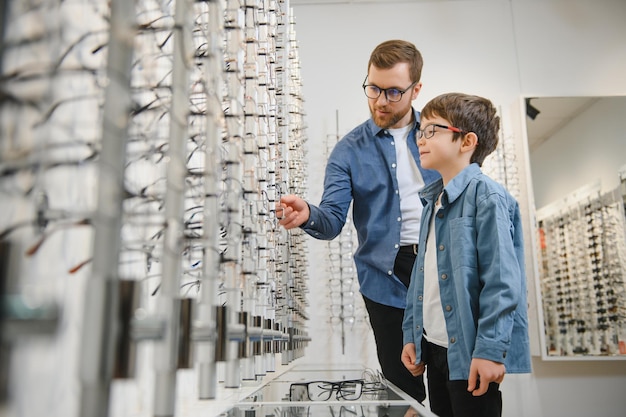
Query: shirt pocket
448,216,478,271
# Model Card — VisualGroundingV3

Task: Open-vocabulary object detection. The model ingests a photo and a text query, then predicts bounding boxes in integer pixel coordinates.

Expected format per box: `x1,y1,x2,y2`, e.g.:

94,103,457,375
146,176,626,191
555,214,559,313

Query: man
277,40,439,402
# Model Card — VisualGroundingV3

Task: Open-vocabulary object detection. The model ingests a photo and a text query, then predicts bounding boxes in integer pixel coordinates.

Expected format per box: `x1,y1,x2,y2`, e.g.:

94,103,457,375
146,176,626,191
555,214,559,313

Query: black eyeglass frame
417,123,467,140
288,379,386,402
361,76,418,103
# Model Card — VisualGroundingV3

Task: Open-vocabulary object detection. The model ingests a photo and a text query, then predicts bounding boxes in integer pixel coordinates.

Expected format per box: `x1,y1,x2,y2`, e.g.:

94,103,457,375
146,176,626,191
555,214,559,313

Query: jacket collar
419,163,482,206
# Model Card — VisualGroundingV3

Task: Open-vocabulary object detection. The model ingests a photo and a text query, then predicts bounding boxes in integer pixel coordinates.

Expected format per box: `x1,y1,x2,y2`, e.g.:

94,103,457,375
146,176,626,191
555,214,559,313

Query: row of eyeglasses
538,188,626,357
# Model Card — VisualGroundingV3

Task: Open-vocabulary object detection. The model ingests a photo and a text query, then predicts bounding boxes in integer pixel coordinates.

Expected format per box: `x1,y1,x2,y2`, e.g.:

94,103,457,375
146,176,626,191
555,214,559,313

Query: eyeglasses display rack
323,111,368,356
535,181,626,359
0,0,310,416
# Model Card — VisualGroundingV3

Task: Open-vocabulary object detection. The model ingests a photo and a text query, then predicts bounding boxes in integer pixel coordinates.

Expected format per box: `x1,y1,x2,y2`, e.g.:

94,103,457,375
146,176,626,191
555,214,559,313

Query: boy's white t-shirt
423,198,448,347
388,125,424,245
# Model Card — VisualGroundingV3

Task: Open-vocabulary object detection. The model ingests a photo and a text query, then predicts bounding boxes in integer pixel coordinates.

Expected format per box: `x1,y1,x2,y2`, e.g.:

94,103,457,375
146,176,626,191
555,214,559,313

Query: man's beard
370,102,411,129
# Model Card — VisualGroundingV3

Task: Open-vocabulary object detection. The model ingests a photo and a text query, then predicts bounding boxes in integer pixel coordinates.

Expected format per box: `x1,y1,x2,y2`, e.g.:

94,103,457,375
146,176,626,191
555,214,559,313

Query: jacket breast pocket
448,216,478,271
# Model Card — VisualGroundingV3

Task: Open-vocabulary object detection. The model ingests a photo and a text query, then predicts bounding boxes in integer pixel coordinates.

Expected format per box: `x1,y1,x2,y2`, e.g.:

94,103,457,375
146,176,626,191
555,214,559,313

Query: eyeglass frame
289,380,363,401
288,378,386,401
361,76,418,103
416,123,467,140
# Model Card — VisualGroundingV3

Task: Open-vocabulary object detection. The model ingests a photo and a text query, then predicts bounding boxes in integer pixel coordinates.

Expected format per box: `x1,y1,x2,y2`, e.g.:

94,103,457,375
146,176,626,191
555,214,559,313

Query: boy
400,93,531,417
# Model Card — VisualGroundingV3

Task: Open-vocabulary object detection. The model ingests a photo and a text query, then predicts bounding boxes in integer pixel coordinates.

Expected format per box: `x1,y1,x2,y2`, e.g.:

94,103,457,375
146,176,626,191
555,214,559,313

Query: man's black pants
362,246,426,402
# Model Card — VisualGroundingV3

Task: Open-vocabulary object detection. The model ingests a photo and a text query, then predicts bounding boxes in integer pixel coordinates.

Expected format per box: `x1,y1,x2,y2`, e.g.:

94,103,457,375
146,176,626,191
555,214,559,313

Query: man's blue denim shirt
402,164,531,379
301,108,440,308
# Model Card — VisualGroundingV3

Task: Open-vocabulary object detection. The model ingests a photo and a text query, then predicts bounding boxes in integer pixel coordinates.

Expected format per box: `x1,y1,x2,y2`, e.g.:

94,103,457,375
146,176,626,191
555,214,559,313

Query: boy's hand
401,343,425,377
467,358,505,396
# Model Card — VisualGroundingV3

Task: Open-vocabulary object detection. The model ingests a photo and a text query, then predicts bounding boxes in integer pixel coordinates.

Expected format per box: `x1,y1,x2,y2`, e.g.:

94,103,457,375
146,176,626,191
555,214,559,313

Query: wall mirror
525,96,626,359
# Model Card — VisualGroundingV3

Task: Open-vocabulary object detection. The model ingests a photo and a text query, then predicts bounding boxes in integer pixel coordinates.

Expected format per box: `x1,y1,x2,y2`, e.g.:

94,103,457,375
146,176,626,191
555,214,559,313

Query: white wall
290,1,626,416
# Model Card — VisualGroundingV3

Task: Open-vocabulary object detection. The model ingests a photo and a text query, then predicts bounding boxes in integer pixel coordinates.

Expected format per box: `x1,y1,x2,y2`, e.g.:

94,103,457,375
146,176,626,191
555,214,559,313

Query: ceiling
525,97,599,153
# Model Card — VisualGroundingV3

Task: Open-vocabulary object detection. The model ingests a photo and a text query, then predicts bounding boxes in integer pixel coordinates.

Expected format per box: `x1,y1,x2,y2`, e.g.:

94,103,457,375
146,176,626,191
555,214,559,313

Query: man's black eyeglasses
289,379,386,401
417,123,467,140
362,76,417,103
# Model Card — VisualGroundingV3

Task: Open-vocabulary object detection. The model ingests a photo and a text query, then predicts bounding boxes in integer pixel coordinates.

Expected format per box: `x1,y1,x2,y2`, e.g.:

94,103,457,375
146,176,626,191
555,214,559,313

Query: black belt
399,244,418,255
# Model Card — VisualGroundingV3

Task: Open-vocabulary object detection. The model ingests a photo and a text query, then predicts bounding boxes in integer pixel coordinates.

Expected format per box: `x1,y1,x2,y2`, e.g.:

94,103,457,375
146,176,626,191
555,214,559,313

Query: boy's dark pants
423,339,502,417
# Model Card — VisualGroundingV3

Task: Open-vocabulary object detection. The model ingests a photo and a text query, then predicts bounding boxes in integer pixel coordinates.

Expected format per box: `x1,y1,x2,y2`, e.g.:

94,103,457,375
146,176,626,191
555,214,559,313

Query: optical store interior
1,0,626,417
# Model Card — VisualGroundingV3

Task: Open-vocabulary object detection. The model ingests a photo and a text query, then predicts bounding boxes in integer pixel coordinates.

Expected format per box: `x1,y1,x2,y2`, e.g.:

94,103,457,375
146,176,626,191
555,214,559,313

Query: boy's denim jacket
402,163,531,380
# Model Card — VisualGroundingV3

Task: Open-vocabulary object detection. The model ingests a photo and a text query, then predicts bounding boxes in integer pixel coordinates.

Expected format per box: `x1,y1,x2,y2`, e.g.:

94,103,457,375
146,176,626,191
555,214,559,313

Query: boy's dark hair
368,40,423,84
421,93,500,166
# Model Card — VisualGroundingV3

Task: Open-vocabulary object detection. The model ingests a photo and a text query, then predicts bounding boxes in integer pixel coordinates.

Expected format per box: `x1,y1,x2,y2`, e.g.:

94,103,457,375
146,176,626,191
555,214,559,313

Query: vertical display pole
152,0,193,415
78,1,135,416
196,0,226,401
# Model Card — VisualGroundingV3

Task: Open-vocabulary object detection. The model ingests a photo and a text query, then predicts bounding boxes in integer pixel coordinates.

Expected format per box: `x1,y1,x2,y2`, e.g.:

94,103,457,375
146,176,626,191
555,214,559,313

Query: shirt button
395,190,399,194
441,274,448,280
310,221,315,225
391,163,397,168
391,141,395,145
445,305,452,312
450,337,456,344
418,295,423,301
387,270,393,275
437,212,444,219
394,244,399,249
416,325,421,330
438,244,445,251
397,217,401,222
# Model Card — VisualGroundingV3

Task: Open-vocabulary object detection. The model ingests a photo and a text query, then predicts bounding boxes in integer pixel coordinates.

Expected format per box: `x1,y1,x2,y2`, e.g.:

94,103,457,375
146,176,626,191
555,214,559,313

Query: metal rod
77,1,136,416
152,0,193,415
196,0,225,400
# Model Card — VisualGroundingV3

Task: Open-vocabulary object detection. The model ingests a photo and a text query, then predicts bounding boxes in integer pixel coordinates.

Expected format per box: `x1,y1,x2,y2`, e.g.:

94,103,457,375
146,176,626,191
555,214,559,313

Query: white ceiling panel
525,97,600,152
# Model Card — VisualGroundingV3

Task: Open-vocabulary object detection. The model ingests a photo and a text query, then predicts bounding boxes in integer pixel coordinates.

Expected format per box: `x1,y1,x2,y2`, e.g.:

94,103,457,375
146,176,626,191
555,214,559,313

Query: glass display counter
219,364,438,417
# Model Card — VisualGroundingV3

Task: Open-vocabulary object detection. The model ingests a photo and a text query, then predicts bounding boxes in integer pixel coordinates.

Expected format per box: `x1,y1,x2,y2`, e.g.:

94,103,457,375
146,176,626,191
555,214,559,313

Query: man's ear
411,82,423,100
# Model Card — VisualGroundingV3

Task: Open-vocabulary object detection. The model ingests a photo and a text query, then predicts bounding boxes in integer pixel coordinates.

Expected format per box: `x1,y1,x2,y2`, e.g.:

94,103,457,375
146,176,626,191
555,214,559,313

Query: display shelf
220,363,438,417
